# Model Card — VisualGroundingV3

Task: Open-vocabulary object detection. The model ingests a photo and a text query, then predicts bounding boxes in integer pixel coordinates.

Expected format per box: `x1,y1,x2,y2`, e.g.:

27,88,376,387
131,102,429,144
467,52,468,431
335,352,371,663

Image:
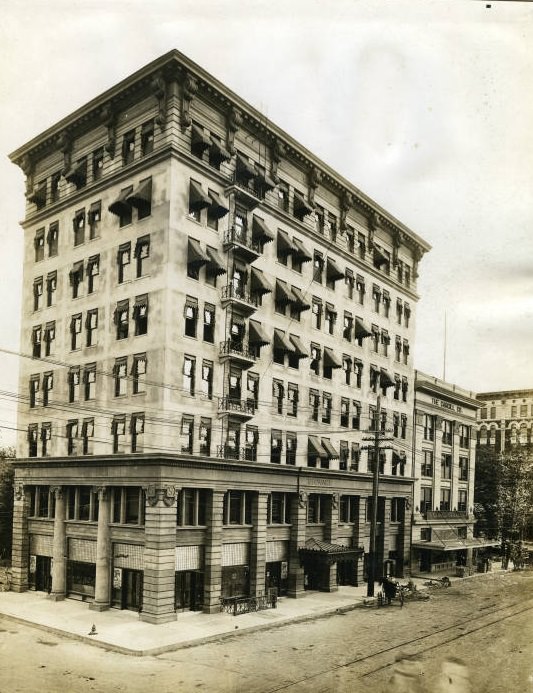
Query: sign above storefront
432,397,462,413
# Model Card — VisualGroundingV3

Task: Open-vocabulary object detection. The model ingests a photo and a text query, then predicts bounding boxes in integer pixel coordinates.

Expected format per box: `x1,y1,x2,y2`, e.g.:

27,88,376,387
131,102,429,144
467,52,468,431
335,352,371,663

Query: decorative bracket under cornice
368,210,380,249
19,154,34,194
100,104,117,159
151,71,168,131
180,72,198,131
271,139,286,184
57,130,72,176
226,105,243,155
340,190,354,231
308,166,322,207
145,484,179,507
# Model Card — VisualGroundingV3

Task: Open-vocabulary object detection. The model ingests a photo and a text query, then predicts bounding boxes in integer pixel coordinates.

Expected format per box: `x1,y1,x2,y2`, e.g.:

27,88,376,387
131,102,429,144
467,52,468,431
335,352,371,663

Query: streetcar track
264,597,533,692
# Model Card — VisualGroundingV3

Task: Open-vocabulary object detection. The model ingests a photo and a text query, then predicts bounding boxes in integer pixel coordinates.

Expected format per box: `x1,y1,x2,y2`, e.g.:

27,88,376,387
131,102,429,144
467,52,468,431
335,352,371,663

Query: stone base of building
89,601,110,612
48,593,65,602
139,611,177,625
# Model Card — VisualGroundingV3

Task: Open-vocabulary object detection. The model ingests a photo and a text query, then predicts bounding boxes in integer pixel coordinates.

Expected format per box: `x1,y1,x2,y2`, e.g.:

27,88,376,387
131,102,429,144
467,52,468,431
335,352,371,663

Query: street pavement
0,568,503,656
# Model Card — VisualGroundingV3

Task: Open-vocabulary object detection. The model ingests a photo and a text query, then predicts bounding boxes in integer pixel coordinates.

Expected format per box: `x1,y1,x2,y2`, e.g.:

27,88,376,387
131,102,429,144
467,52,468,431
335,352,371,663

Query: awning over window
290,286,311,312
64,159,86,186
289,335,308,359
252,216,275,244
412,528,501,552
210,138,232,164
275,279,295,305
292,237,313,263
251,267,273,295
189,180,211,211
326,257,345,282
206,247,227,276
236,154,256,180
108,186,133,216
373,246,389,268
277,229,295,257
191,124,211,153
273,328,296,353
254,165,276,192
308,436,328,458
127,178,152,210
249,320,270,347
69,261,84,284
323,347,342,369
187,238,209,267
27,181,47,204
321,438,339,459
208,190,229,219
293,190,314,218
354,318,373,339
380,368,396,390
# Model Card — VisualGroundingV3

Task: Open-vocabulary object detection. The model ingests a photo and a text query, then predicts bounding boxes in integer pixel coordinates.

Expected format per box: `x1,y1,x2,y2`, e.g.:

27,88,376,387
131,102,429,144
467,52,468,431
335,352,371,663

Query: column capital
298,491,308,508
50,485,64,500
92,485,108,501
14,482,25,501
144,484,179,507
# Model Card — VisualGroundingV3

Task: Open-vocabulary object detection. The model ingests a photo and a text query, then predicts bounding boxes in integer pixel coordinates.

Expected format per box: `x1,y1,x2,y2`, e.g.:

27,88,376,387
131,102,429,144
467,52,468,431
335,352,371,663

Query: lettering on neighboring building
432,397,462,413
306,478,332,487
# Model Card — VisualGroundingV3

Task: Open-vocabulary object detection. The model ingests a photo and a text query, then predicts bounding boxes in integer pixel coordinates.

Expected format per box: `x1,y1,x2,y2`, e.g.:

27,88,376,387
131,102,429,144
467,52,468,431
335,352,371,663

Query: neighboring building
477,389,533,451
411,372,495,574
9,50,430,623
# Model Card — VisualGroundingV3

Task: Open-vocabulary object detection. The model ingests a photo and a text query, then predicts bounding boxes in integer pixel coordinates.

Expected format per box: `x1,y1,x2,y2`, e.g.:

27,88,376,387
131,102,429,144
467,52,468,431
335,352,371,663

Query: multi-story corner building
9,50,430,623
477,389,533,451
411,372,495,574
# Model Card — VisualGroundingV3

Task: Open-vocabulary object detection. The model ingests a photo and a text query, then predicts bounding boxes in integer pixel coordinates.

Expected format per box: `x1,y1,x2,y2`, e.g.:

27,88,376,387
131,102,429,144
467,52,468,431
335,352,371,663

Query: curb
0,599,368,657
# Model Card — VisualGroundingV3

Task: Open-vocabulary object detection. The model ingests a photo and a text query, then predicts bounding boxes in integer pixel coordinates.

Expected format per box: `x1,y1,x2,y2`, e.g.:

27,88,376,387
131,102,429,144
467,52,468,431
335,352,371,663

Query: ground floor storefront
12,455,413,624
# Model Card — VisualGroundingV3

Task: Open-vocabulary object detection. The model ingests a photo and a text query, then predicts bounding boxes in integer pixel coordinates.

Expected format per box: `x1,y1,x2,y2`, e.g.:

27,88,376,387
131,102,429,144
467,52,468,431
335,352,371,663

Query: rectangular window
33,277,43,311
73,209,85,246
277,182,289,212
287,383,298,417
247,372,259,410
92,148,104,180
177,489,208,527
322,393,332,424
391,498,404,523
183,355,196,395
307,495,326,524
223,490,252,525
35,229,45,262
351,443,360,471
403,339,409,365
401,414,407,439
441,453,452,479
340,398,349,427
273,380,284,415
70,261,84,299
29,375,40,408
313,251,324,284
310,344,320,376
459,425,470,448
86,309,98,347
342,356,351,385
352,401,361,430
423,414,434,441
132,354,147,394
201,360,213,399
117,242,131,284
459,456,469,481
84,364,96,400
70,314,82,350
268,492,290,524
422,450,433,476
184,297,198,337
141,119,154,156
372,285,381,313
354,361,363,388
286,432,297,465
42,372,53,406
339,441,349,470
68,367,80,403
421,487,433,514
46,271,57,307
135,235,150,277
47,222,58,257
112,417,126,454
271,429,282,464
28,425,38,457
203,303,215,342
312,298,322,330
131,413,145,453
343,312,353,342
114,358,128,397
382,291,390,318
442,420,453,445
404,303,411,327
180,415,194,454
458,490,467,513
122,129,135,165
87,255,99,294
325,304,336,336
67,420,79,456
133,295,148,335
88,201,101,239
199,418,211,457
340,496,357,524
115,300,129,339
309,389,319,422
41,423,51,457
440,488,451,511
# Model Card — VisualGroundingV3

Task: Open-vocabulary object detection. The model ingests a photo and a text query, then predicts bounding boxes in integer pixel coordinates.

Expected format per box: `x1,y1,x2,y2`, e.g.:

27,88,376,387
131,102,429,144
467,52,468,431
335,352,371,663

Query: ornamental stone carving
100,104,117,159
331,493,339,510
226,105,243,154
340,191,354,231
180,72,198,130
298,491,307,509
308,167,322,206
413,246,424,280
271,139,286,183
50,486,64,500
145,485,178,507
151,71,167,131
92,486,108,501
14,482,24,501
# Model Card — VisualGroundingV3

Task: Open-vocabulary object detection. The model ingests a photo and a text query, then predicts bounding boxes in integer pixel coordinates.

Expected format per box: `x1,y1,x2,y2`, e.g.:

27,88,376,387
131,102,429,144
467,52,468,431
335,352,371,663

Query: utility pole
362,395,393,597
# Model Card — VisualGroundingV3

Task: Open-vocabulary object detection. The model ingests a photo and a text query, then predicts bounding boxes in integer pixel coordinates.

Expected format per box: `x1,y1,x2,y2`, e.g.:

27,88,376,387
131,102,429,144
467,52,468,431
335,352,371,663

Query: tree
474,445,501,539
0,447,15,562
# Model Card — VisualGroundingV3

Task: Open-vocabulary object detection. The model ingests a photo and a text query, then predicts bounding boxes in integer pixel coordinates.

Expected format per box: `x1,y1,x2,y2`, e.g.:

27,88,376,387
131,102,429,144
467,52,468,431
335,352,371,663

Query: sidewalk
0,569,504,657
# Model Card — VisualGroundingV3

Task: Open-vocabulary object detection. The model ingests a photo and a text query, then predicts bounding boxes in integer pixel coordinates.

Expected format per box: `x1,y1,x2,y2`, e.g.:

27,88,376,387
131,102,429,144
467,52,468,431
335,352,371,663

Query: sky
0,0,532,446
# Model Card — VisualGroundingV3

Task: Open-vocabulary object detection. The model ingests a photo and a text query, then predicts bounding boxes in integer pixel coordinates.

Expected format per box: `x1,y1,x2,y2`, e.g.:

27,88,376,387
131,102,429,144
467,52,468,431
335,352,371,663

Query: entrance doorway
34,555,52,592
265,561,288,596
175,571,204,611
122,569,143,611
337,559,358,586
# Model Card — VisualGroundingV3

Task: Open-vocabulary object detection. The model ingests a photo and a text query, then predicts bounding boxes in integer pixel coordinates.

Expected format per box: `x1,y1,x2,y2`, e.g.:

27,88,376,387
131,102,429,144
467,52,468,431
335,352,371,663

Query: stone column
140,485,178,624
287,492,307,598
323,494,340,592
49,486,66,601
353,496,367,585
250,492,268,597
381,497,391,578
11,482,30,593
90,487,111,611
203,490,224,613
397,497,411,578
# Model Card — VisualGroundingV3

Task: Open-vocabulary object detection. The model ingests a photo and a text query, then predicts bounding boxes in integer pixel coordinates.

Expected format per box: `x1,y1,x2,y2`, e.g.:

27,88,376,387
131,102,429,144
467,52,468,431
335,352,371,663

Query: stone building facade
411,372,494,574
477,389,533,451
10,50,429,623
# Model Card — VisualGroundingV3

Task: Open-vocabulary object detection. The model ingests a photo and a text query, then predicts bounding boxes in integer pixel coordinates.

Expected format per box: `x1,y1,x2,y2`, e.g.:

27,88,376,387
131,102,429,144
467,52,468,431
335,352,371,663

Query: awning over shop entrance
299,538,363,566
412,528,501,552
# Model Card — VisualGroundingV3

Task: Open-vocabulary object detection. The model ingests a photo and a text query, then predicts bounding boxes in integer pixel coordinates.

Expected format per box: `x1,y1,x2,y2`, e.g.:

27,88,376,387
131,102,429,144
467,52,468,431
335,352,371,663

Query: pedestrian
382,577,397,605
